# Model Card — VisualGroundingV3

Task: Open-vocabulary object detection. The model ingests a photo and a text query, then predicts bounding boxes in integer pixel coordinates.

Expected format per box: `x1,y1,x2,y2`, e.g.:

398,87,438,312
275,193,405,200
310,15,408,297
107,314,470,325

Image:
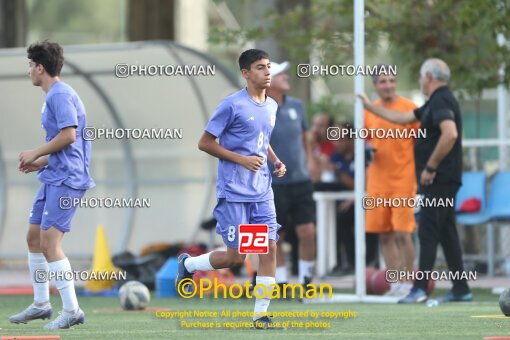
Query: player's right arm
19,155,48,173
198,131,264,172
19,126,76,168
19,93,79,170
357,93,417,125
201,98,265,172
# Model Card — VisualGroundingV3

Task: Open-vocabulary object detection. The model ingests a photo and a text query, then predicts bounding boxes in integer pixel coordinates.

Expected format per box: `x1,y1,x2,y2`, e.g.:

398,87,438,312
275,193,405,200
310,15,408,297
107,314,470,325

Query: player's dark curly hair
27,40,64,77
238,49,269,71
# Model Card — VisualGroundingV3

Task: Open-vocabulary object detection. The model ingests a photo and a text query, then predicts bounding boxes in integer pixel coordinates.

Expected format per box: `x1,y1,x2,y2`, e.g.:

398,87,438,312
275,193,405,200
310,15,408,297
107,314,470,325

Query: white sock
184,253,214,273
28,252,49,304
253,276,275,321
48,258,78,312
275,266,288,283
298,260,314,284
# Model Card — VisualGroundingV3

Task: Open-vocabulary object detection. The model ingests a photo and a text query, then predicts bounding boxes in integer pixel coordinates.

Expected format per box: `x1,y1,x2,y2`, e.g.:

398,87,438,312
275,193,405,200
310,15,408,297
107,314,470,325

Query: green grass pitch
0,289,508,340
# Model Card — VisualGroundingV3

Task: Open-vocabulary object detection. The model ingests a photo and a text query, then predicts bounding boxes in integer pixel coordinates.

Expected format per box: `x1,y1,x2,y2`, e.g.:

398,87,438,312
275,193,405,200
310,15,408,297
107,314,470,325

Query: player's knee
26,232,40,250
39,244,50,257
39,239,54,257
231,257,245,267
226,252,246,267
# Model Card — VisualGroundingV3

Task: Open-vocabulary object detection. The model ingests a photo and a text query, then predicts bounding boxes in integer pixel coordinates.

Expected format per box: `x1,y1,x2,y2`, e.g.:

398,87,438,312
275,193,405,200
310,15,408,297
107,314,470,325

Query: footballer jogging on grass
175,49,286,329
9,41,95,329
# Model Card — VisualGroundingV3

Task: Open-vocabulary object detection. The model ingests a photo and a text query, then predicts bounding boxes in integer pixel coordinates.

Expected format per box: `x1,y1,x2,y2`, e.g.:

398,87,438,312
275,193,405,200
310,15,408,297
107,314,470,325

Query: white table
313,191,356,278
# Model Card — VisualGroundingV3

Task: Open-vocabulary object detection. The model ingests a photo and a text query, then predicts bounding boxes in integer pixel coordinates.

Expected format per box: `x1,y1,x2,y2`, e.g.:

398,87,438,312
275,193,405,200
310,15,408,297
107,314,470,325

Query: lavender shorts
213,198,281,249
29,183,85,233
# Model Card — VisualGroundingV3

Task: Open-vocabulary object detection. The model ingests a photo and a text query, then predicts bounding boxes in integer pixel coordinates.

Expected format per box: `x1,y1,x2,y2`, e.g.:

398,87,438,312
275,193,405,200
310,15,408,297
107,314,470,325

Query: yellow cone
85,225,119,292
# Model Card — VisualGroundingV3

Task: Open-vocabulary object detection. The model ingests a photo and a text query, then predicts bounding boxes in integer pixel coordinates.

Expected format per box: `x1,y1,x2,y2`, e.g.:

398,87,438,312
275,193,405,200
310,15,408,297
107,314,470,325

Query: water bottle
426,299,439,307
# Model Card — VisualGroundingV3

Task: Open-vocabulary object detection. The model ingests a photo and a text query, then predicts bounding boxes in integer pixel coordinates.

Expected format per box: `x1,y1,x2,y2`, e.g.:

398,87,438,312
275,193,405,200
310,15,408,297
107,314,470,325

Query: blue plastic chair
456,171,488,225
485,171,510,276
486,171,510,221
457,171,510,276
455,171,490,274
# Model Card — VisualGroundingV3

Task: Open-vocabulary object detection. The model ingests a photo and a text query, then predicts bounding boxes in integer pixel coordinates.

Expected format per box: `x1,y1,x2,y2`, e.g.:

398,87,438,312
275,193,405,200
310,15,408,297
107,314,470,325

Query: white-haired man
358,58,472,304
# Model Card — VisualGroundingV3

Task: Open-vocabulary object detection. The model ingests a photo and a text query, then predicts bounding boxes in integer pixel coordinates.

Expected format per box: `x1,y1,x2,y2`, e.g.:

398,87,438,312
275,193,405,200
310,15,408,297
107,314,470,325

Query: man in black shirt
358,58,472,304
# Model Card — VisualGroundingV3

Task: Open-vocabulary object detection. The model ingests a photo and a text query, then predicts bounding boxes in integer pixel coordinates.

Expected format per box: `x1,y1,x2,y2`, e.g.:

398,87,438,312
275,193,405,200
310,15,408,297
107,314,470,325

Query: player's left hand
19,163,42,174
19,150,38,167
420,169,436,186
273,160,286,177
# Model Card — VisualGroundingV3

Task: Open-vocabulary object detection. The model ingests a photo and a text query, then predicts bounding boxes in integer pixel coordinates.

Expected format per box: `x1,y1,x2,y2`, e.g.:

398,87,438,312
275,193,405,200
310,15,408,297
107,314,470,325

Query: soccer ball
499,288,510,316
119,281,151,310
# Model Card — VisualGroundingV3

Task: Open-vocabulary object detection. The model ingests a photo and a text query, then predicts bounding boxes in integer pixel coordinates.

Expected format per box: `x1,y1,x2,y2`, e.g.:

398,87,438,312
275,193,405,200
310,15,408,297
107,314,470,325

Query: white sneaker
385,283,401,296
398,283,413,297
9,302,52,324
385,283,412,297
44,308,85,330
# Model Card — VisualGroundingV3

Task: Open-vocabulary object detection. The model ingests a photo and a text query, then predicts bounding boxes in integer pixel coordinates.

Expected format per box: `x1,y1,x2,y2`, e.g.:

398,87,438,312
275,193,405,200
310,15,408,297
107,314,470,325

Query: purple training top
205,88,278,203
37,81,95,190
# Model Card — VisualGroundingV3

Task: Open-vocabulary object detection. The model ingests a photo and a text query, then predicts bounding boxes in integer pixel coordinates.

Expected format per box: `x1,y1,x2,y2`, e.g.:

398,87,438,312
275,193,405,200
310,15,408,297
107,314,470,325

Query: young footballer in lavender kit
175,49,286,329
9,41,94,330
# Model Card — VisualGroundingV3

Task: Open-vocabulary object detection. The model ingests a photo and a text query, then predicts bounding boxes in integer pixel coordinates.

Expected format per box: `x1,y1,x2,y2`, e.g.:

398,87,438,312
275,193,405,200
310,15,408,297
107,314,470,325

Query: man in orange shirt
365,66,419,296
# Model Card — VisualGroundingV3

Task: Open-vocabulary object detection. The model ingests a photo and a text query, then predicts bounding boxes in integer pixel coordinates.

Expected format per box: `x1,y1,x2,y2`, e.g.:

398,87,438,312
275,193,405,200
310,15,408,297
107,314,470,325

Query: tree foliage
369,0,510,97
210,0,510,97
209,0,383,65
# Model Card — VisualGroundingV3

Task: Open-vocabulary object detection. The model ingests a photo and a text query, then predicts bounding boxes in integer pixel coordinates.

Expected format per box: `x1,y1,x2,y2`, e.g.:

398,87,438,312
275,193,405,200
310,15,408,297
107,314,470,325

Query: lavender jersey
205,88,278,202
37,81,95,190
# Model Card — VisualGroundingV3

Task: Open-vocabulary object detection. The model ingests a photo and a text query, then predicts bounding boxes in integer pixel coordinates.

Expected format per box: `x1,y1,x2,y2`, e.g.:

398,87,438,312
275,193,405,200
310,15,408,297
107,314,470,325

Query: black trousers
414,182,470,295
